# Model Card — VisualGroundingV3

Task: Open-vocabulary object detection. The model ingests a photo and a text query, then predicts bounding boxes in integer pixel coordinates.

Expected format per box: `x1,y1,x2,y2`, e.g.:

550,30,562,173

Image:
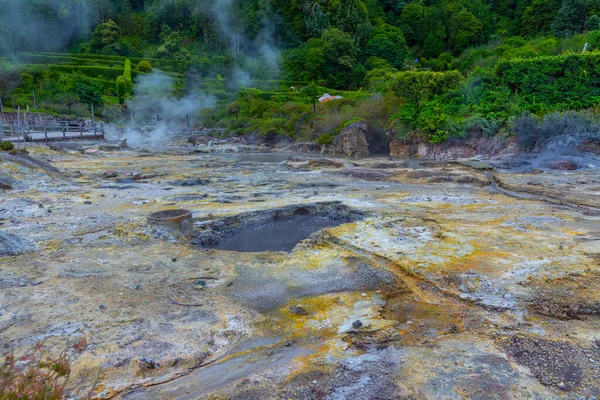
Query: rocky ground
1,142,600,399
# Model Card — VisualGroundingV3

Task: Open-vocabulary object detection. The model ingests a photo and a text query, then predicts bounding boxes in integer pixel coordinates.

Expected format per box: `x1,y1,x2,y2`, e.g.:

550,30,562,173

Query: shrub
0,141,15,151
513,110,600,150
116,75,127,104
317,133,334,144
494,53,600,110
123,59,132,82
0,338,94,399
137,60,152,73
463,115,503,137
391,70,463,102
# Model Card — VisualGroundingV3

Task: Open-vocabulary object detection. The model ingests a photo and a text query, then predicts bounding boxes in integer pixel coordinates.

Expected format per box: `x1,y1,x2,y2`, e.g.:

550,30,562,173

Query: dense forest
2,0,600,146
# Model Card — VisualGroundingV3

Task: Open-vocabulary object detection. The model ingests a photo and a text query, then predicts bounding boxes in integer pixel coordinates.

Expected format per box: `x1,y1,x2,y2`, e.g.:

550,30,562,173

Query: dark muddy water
213,214,351,252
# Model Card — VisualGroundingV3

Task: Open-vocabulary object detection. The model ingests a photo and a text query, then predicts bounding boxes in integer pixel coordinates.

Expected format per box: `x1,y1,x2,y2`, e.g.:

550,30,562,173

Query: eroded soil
1,146,599,399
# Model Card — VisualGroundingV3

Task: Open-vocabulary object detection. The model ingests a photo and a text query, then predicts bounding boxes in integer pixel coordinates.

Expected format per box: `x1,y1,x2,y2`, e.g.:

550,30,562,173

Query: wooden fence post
91,104,96,136
62,121,66,140
44,121,48,142
79,121,83,139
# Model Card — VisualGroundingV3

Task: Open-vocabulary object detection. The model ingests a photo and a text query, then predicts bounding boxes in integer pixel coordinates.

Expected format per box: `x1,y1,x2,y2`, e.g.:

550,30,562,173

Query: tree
587,28,600,49
322,28,358,87
399,3,423,45
305,5,330,38
0,58,22,99
551,0,587,37
520,0,561,35
332,0,369,36
305,82,320,111
0,22,12,57
119,0,137,35
156,31,190,60
588,14,600,30
89,20,122,54
421,32,444,59
364,24,408,68
449,11,483,53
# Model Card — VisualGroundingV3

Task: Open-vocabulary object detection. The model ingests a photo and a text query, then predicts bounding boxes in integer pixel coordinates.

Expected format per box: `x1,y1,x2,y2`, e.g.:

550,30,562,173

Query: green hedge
494,53,600,109
19,52,189,73
22,64,141,80
391,70,463,102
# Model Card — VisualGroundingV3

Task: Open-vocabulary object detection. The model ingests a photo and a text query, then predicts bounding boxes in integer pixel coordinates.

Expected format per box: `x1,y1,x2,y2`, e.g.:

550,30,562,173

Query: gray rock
0,231,37,256
289,306,308,315
0,175,14,190
322,122,370,158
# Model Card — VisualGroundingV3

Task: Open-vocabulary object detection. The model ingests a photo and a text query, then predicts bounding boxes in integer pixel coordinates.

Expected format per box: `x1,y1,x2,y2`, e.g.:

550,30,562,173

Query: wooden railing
0,120,104,142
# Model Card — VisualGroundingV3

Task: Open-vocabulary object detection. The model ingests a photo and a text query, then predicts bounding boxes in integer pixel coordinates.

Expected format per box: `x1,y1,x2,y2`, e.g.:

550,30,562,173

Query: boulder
0,231,37,256
322,122,369,158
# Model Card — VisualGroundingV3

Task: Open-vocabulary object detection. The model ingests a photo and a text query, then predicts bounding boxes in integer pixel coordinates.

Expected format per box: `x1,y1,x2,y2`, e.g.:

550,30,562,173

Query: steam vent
2,3,600,399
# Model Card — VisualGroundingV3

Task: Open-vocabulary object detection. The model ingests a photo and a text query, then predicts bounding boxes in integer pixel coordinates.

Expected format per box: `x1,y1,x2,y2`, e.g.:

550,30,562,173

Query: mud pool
1,144,600,399
213,214,352,252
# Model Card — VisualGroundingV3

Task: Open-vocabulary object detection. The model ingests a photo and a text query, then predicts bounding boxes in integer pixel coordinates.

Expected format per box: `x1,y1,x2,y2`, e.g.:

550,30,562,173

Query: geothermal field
1,136,600,399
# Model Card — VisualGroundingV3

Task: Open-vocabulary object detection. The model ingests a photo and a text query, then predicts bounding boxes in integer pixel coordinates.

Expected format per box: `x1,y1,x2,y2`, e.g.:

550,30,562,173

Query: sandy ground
1,145,599,399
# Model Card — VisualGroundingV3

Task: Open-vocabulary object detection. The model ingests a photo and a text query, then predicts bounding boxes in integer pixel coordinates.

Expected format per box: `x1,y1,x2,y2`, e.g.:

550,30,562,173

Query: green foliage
124,59,132,82
521,0,562,36
494,53,600,110
512,110,600,150
18,52,189,74
305,82,321,111
364,67,397,92
74,75,104,107
156,31,190,60
588,29,600,50
391,71,463,102
588,15,600,31
6,0,600,146
0,141,14,151
422,33,444,60
317,133,334,144
116,59,133,103
137,60,152,73
89,20,122,55
0,58,22,97
364,24,407,69
449,11,484,54
116,75,127,104
551,0,587,38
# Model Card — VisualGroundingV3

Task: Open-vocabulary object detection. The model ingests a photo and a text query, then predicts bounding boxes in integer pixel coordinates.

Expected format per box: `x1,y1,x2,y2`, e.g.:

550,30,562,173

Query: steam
0,0,95,58
122,71,215,147
200,0,281,85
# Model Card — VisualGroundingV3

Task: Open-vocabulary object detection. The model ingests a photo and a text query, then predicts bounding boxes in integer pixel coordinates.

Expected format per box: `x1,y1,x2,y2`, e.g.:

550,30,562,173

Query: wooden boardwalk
1,120,104,142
